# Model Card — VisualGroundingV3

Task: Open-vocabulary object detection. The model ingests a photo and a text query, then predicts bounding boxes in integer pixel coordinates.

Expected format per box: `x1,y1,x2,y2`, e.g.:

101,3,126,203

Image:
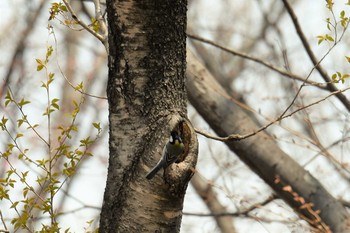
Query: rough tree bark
186,50,350,233
100,0,197,232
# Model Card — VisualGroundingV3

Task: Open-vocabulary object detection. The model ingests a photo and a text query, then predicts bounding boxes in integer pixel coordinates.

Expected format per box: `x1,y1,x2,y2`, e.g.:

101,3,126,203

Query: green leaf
74,82,84,91
23,188,29,198
17,119,24,128
332,73,337,82
48,72,55,84
36,159,49,167
346,56,350,63
341,18,348,28
51,98,60,110
80,136,93,146
63,167,75,176
326,0,333,10
10,201,19,209
93,122,101,130
46,46,53,60
0,185,9,200
342,74,350,83
86,219,94,225
5,90,13,106
326,18,331,31
316,35,324,45
41,81,47,89
0,116,8,130
15,133,23,140
341,10,345,19
20,171,29,182
60,4,67,12
36,58,45,71
18,98,31,108
7,143,15,151
325,34,334,42
91,18,100,33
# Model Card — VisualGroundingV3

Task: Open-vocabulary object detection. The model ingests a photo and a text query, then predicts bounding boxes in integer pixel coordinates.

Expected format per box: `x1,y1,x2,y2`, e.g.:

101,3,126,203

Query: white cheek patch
169,135,174,143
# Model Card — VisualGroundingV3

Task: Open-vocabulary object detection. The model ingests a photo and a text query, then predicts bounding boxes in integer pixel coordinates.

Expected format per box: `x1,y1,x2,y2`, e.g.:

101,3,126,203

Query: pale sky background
1,1,350,233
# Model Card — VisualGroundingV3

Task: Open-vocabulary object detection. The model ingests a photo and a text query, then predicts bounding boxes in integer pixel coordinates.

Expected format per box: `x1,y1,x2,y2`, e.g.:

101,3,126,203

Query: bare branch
190,175,237,233
0,210,8,233
187,49,350,232
51,27,107,100
282,0,350,112
0,0,46,98
187,33,325,89
195,85,350,142
93,0,108,39
183,194,276,217
62,0,107,46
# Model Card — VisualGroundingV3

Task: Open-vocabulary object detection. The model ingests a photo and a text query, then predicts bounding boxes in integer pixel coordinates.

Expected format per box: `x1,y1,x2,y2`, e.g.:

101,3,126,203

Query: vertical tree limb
100,0,197,232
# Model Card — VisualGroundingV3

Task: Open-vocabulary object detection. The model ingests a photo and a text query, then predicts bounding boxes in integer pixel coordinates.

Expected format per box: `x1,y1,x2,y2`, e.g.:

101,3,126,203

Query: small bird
146,131,185,180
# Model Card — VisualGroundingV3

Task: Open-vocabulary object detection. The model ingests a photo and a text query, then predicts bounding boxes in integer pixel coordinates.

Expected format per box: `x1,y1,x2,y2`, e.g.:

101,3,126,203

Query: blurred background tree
1,0,350,232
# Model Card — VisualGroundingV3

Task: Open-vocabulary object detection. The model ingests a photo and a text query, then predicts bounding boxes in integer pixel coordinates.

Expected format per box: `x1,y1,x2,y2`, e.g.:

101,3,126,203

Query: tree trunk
186,50,350,233
100,0,197,232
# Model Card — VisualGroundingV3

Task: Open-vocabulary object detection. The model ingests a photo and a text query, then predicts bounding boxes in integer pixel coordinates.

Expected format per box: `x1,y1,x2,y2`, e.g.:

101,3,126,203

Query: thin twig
187,33,325,89
62,0,106,44
183,194,276,217
195,85,350,142
0,210,8,233
93,0,108,39
1,0,46,98
282,0,350,112
50,26,107,100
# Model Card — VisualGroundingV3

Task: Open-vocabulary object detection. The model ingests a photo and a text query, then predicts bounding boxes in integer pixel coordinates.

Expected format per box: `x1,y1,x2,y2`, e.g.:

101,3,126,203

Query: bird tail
146,165,162,180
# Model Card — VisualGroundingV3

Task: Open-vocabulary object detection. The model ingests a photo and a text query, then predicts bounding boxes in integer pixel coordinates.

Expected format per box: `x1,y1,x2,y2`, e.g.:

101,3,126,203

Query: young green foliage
317,5,349,45
317,2,350,86
0,26,102,233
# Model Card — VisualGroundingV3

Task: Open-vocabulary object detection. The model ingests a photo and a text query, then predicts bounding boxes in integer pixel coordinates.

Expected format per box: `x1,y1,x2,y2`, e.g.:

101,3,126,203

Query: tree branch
187,33,325,89
0,0,46,98
194,85,350,142
190,175,237,233
186,49,350,232
282,0,350,112
62,0,107,46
